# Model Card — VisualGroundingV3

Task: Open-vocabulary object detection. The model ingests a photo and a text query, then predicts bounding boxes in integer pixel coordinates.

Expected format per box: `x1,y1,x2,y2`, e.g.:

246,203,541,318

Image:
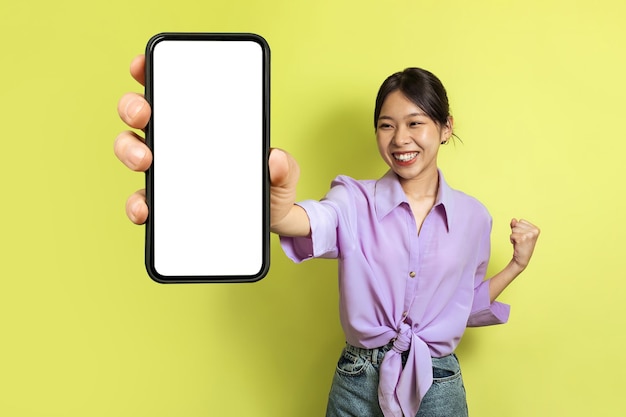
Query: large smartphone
144,32,270,283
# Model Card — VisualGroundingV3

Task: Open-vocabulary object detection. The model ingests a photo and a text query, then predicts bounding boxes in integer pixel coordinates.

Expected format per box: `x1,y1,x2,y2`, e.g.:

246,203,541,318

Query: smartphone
144,32,270,283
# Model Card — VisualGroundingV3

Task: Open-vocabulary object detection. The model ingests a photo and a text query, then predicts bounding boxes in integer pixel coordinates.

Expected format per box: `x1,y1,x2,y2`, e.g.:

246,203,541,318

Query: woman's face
376,90,452,185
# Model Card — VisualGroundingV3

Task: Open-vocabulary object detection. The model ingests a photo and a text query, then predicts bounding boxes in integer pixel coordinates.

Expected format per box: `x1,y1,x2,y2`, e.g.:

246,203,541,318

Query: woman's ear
441,116,454,143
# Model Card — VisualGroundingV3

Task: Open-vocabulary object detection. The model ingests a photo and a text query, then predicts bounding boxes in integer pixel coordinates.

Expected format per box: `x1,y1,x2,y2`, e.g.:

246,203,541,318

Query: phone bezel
143,32,270,284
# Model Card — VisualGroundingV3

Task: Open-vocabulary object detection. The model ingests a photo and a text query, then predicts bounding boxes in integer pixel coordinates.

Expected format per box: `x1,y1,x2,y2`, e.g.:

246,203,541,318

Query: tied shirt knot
391,322,412,354
378,322,433,417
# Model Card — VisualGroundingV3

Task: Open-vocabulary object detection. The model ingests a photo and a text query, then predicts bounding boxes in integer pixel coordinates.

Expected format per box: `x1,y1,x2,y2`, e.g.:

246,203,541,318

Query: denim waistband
345,342,454,366
344,342,394,366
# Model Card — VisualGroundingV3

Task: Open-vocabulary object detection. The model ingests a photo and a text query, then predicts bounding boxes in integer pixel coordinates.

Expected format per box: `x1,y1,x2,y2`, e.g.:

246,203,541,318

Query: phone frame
143,32,270,284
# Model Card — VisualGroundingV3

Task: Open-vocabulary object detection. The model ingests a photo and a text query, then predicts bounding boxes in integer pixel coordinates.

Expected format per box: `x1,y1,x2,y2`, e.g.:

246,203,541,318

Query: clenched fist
509,219,540,270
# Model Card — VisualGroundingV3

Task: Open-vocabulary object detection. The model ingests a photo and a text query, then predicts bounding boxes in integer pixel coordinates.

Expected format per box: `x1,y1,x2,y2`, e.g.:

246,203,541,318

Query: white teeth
394,152,418,162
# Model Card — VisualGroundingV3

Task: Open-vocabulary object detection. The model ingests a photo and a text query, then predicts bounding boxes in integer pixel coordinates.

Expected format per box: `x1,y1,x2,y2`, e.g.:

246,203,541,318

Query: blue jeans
326,343,469,417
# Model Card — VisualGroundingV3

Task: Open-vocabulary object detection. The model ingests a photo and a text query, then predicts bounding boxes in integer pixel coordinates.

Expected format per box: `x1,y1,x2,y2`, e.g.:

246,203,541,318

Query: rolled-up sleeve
467,281,510,327
467,217,510,327
279,200,340,263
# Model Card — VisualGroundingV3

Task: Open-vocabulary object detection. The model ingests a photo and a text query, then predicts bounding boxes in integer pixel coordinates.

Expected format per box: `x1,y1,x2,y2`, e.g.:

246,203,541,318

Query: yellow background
1,0,624,416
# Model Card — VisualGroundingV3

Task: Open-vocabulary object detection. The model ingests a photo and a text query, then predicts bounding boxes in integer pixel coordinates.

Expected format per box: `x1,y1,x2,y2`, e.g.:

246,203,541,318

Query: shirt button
402,311,408,318
409,271,416,278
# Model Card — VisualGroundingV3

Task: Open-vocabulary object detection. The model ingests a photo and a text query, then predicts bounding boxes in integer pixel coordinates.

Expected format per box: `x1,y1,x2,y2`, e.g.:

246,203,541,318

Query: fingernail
125,98,145,119
128,147,146,168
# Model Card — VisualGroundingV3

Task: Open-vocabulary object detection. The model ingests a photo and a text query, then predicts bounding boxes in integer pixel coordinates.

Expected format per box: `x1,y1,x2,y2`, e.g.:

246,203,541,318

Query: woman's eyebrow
378,112,426,122
404,112,426,118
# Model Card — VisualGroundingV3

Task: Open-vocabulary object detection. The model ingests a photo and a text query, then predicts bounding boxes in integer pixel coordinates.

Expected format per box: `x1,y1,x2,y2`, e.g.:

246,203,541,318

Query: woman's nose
392,125,411,146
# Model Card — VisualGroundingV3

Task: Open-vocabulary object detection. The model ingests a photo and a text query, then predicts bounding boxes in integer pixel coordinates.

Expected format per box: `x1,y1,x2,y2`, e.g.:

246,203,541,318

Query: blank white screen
152,40,264,277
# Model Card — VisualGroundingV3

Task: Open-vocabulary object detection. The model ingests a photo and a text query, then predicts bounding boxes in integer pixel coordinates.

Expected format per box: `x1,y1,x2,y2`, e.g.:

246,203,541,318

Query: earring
441,140,448,145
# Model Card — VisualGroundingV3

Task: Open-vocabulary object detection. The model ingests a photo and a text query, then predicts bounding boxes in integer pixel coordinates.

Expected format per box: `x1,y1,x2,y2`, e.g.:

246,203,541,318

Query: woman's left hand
509,219,541,270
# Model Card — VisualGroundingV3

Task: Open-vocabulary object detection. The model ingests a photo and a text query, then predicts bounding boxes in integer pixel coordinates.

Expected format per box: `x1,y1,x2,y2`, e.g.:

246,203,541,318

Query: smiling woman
267,69,539,417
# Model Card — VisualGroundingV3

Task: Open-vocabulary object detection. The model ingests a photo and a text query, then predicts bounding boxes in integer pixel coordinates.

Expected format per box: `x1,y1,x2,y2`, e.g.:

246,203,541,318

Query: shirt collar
374,169,454,232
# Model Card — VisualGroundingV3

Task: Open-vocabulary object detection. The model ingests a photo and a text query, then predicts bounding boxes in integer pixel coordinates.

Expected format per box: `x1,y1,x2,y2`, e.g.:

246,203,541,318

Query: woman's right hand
114,55,309,235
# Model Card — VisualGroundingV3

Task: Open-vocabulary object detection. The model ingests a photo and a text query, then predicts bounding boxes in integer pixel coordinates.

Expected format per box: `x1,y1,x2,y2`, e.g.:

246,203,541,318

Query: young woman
116,58,540,417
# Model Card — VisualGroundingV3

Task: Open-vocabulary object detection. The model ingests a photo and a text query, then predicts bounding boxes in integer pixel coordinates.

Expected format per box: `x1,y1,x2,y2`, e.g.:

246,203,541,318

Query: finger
510,228,540,245
114,130,153,172
517,219,540,231
130,54,146,86
512,220,541,236
513,218,538,229
269,148,299,188
118,92,151,130
126,189,148,225
510,232,526,244
511,218,540,233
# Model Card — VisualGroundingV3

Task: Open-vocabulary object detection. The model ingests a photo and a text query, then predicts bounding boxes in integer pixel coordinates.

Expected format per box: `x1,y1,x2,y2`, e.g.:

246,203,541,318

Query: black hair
374,68,451,130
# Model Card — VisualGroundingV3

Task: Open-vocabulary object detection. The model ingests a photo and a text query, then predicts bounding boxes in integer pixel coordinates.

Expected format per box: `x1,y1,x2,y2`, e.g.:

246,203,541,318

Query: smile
393,152,418,162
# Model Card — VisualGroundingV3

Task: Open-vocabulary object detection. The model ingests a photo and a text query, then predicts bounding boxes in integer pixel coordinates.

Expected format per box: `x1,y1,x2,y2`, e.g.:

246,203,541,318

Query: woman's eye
379,123,392,129
409,121,422,127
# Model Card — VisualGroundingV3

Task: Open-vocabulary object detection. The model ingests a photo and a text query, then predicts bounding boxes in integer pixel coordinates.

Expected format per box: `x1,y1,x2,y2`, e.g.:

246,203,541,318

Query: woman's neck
399,168,439,201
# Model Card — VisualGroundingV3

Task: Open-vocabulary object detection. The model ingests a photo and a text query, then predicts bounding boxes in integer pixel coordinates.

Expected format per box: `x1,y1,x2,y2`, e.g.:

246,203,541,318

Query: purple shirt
280,170,510,417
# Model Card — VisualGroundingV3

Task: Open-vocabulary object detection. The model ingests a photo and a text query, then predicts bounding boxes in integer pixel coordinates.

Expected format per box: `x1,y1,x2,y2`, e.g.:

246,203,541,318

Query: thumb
509,218,518,245
269,148,300,188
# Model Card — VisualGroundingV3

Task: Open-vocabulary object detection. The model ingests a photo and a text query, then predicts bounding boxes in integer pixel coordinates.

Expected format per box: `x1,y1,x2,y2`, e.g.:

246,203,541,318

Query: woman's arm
487,218,541,302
